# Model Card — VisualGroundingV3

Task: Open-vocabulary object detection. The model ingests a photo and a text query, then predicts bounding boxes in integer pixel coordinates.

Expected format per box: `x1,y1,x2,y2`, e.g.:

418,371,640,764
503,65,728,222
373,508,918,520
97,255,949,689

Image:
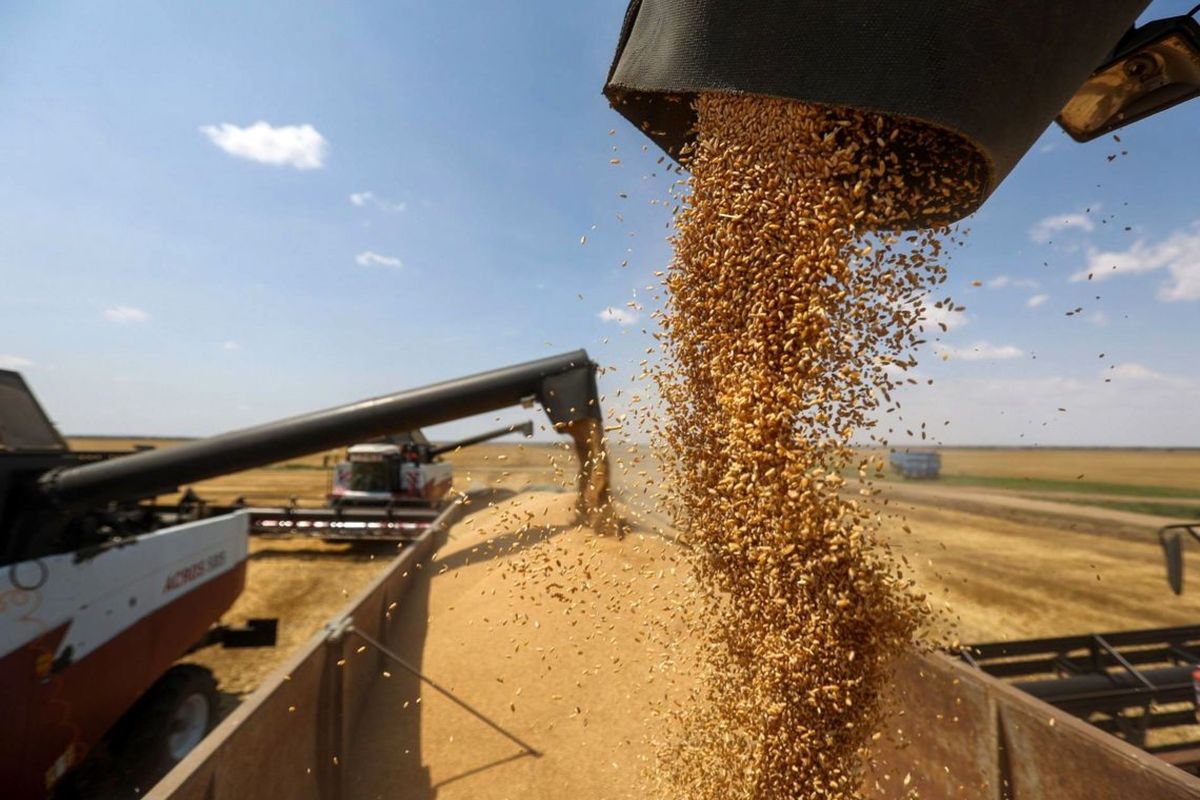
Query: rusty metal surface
864,654,996,798
866,652,1200,799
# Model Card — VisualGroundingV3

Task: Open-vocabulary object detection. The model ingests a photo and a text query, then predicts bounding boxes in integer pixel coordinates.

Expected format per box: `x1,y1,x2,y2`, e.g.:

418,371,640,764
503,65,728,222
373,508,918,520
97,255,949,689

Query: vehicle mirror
1058,14,1200,141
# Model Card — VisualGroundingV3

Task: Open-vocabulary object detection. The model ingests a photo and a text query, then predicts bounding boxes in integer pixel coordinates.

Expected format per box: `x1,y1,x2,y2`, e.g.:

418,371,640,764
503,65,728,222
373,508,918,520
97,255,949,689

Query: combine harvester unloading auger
0,350,613,799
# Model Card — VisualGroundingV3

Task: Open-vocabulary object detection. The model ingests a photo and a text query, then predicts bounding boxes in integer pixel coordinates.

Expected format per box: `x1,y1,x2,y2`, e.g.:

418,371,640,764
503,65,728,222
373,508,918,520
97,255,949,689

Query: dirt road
876,480,1184,540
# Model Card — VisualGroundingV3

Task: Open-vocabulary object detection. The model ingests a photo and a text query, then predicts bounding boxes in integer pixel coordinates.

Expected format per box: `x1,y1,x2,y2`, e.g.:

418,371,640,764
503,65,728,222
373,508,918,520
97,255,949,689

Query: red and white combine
327,422,532,510
0,352,609,798
331,442,452,505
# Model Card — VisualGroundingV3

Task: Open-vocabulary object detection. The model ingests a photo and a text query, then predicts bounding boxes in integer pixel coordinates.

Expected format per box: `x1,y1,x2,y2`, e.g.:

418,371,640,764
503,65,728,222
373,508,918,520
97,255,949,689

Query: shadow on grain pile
347,526,573,798
343,491,689,800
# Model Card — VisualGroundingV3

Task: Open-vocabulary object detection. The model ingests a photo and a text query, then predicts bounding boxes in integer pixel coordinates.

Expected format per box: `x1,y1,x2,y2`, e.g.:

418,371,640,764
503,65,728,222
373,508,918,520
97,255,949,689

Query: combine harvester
0,351,611,799
234,421,536,541
327,422,533,510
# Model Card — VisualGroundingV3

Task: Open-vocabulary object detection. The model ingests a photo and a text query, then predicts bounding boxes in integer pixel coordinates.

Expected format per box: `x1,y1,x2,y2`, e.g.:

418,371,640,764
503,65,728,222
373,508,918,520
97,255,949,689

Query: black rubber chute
604,0,1150,226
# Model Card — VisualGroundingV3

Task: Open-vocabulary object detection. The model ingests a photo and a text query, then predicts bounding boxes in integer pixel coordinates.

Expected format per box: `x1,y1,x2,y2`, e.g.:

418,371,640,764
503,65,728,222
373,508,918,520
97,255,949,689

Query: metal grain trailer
144,518,1200,800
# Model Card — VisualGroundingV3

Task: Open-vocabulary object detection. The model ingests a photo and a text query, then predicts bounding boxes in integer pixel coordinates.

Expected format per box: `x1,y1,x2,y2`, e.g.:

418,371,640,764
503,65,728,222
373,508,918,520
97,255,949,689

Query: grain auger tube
3,350,615,568
429,420,535,457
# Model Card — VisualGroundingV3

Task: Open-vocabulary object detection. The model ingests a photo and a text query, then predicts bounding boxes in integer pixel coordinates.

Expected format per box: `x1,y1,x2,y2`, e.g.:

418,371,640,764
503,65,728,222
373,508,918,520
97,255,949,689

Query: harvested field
931,448,1200,491
879,503,1194,643
875,481,1186,540
70,437,1199,508
63,438,1200,790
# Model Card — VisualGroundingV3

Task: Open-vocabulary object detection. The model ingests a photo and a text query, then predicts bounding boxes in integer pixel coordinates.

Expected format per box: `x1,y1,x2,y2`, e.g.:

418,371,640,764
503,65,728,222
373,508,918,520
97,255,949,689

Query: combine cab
330,437,453,508
324,421,534,511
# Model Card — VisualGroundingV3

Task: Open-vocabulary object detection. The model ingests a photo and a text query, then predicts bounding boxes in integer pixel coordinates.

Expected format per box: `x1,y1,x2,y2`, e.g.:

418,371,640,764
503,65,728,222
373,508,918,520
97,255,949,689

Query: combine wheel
114,664,219,792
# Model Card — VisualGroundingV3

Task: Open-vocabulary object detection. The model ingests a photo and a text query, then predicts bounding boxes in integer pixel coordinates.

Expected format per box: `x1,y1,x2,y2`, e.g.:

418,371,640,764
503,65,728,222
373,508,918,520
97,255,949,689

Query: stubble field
66,437,1200,793
66,437,1200,650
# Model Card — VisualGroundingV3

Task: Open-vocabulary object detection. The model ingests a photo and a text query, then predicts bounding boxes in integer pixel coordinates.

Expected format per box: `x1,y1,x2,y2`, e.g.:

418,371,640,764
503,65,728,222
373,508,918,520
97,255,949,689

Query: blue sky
1,1,1198,446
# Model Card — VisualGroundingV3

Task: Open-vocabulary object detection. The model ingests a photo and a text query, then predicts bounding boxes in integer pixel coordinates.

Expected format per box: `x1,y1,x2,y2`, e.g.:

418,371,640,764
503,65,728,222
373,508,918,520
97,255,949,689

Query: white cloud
878,372,1200,446
1026,293,1049,308
104,305,149,324
200,122,327,170
355,251,403,269
0,355,32,369
1088,310,1108,326
350,191,406,213
222,340,241,351
1108,362,1167,382
1104,362,1195,388
1029,211,1094,244
987,275,1041,290
919,300,968,332
935,341,1023,361
1071,224,1200,301
598,306,639,326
